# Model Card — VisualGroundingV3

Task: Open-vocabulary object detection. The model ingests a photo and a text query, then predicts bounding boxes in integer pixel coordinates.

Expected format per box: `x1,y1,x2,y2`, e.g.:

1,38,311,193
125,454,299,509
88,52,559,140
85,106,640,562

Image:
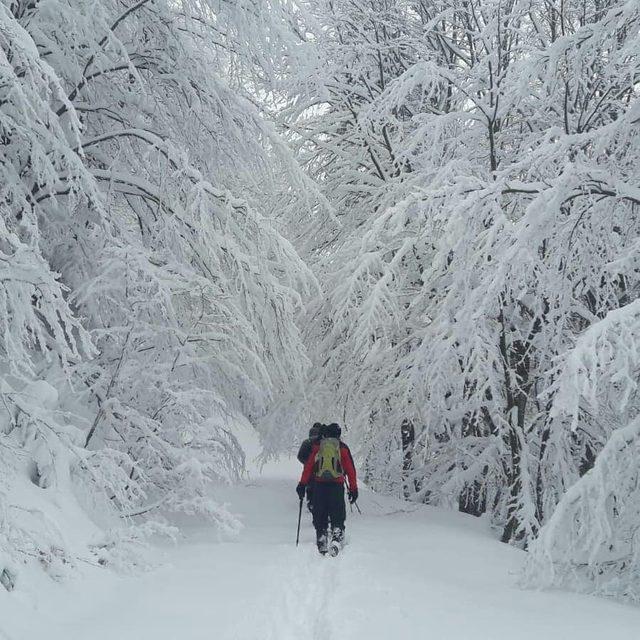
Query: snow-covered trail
6,451,640,640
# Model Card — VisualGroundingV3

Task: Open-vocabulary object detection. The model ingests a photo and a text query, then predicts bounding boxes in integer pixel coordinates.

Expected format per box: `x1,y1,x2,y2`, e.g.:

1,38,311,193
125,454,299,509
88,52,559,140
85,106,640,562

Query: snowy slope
2,441,640,640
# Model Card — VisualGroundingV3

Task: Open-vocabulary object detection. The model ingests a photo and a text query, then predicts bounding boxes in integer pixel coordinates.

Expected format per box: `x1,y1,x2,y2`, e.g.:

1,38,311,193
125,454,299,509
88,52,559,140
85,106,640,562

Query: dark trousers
306,480,315,512
312,482,346,541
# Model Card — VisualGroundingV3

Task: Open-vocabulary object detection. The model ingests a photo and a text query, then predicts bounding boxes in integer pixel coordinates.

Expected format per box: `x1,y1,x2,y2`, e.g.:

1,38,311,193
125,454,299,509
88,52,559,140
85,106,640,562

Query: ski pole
296,497,303,546
345,482,361,514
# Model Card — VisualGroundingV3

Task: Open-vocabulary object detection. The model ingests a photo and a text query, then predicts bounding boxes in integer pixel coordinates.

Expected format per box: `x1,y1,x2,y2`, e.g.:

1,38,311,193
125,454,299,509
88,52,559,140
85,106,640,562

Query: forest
1,0,639,611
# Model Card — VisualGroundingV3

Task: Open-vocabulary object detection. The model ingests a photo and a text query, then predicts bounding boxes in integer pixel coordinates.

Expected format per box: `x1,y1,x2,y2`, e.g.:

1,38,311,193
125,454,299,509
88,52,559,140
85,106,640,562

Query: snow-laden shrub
524,300,640,600
524,418,640,602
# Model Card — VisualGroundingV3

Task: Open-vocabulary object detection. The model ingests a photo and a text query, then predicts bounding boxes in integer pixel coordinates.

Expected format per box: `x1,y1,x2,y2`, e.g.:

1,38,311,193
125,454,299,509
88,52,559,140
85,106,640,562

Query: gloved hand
348,488,359,504
296,483,306,500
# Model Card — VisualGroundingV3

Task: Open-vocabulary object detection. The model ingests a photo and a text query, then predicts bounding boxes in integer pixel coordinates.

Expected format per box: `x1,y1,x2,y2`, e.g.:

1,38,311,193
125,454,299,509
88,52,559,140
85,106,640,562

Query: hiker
296,422,358,555
297,423,322,464
296,423,323,512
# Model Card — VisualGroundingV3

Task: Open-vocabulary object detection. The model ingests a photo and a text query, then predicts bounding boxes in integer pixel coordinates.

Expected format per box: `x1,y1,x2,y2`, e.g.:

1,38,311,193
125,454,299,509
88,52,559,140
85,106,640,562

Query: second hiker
296,422,322,512
296,422,358,555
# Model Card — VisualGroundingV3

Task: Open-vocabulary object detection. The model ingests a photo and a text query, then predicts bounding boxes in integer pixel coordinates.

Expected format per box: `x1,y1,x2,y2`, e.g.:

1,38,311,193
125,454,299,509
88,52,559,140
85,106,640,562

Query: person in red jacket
296,423,358,555
296,423,323,513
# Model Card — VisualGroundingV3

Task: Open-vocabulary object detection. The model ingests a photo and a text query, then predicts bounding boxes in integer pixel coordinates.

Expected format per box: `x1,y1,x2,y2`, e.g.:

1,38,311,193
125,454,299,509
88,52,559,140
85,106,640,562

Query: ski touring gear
317,527,344,557
296,483,306,500
329,527,344,556
296,496,303,547
348,488,359,504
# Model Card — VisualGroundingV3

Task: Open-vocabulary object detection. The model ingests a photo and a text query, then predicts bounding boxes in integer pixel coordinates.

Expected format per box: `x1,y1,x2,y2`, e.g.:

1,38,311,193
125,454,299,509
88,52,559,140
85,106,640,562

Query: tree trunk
401,418,415,498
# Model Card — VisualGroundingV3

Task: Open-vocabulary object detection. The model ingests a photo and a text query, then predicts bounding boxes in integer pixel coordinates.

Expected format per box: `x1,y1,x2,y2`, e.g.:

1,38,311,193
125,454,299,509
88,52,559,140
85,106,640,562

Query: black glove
296,483,306,500
348,488,359,504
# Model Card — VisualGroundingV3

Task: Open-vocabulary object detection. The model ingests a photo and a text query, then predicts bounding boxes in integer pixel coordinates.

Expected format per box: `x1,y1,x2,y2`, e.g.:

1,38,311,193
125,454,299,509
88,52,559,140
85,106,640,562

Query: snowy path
5,459,640,640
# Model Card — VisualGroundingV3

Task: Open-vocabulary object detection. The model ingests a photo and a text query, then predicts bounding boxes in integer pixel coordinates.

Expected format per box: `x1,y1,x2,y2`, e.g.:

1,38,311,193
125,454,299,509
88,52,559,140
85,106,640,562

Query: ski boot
316,534,328,556
328,527,344,557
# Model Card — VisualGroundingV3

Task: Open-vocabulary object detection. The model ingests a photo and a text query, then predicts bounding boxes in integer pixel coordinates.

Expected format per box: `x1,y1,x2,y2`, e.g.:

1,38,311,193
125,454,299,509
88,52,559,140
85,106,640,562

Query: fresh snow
2,433,640,640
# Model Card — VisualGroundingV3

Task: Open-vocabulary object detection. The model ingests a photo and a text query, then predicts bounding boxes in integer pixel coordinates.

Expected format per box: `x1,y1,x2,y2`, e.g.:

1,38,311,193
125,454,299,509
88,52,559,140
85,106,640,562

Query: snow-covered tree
0,0,316,574
287,0,640,564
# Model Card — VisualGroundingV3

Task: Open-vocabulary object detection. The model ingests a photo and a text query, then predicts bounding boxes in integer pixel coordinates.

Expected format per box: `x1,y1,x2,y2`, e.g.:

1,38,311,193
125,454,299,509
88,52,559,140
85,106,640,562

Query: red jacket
300,441,357,491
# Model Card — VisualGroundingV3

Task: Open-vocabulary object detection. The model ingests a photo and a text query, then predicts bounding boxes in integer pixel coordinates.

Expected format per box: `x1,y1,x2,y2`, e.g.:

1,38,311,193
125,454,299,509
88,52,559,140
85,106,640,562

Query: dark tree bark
401,418,416,498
